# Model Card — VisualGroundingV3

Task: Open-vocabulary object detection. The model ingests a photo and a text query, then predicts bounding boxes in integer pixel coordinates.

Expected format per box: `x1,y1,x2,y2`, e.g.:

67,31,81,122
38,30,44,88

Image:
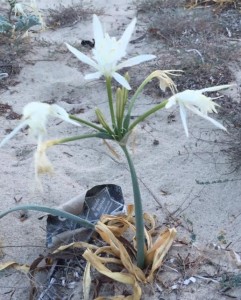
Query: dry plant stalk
186,0,238,8
82,205,177,299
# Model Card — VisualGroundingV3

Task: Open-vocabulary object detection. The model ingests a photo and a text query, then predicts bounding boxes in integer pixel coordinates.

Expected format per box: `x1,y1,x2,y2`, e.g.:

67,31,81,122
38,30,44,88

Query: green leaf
15,15,40,32
0,205,95,229
0,16,13,33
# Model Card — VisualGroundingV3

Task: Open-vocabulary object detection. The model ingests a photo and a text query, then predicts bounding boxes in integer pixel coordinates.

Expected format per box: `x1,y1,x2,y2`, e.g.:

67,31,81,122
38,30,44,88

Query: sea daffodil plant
0,15,232,269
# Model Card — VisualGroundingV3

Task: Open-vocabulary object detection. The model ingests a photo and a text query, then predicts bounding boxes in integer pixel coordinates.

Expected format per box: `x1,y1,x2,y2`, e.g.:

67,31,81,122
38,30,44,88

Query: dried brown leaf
83,261,92,300
146,228,177,282
53,241,98,254
0,261,29,272
83,249,141,300
95,222,146,282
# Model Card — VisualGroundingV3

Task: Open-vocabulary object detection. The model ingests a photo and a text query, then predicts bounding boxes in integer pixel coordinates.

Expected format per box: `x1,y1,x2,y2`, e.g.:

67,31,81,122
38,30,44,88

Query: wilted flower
66,15,156,89
166,85,232,137
33,141,54,190
34,143,53,174
0,102,80,148
149,70,182,94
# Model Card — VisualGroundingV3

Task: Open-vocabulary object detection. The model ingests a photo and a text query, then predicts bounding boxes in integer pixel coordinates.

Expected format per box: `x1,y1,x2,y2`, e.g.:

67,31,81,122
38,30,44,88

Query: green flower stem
47,132,113,147
129,100,168,131
70,115,104,132
121,145,145,269
123,74,155,130
0,205,95,229
106,77,117,129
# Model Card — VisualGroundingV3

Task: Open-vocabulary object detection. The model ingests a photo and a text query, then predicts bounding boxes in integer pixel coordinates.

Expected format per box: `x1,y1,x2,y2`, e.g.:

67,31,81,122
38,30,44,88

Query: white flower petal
65,43,98,69
188,106,227,132
117,54,156,69
14,3,26,16
50,105,81,126
0,121,27,148
93,15,104,46
118,18,136,51
23,102,50,119
199,84,234,93
179,103,189,137
113,72,131,90
84,71,102,80
165,95,177,109
23,102,50,137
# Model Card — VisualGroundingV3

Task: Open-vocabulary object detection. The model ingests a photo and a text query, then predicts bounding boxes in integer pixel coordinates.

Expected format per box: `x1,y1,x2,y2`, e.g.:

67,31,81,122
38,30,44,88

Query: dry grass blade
103,140,120,160
185,0,238,9
83,261,92,300
95,297,133,300
143,212,156,249
83,249,142,300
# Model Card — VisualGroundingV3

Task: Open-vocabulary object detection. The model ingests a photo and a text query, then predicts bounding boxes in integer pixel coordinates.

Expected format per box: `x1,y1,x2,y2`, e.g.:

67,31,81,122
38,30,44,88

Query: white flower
0,102,80,147
14,3,26,16
166,84,233,137
66,15,156,90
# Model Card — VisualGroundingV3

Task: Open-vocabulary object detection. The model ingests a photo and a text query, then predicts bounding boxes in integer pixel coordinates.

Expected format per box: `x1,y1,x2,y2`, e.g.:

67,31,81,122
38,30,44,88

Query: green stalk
47,132,113,147
106,77,117,129
121,145,145,269
123,74,155,130
129,100,168,131
0,205,95,229
70,115,104,132
116,88,125,138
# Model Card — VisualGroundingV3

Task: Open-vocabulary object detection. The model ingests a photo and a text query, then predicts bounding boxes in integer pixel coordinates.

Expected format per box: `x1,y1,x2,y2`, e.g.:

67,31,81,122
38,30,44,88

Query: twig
185,49,204,63
195,275,219,283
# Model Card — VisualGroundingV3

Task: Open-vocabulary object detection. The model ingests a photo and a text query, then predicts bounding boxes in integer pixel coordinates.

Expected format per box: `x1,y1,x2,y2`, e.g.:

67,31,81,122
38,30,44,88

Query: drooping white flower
0,102,80,147
66,15,156,90
166,84,233,137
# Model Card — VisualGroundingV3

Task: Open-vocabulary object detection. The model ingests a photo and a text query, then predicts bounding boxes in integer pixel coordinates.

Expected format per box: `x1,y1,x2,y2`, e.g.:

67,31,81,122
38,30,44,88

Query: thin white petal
199,84,234,93
84,71,102,80
0,121,27,147
113,72,131,90
117,55,156,69
51,105,81,126
65,43,98,69
179,103,189,137
188,106,227,131
93,14,104,46
165,95,177,109
119,18,136,51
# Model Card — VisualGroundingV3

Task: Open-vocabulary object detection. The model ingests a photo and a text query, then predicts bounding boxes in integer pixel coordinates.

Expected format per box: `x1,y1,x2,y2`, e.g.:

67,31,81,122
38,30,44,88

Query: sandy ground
0,0,241,299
